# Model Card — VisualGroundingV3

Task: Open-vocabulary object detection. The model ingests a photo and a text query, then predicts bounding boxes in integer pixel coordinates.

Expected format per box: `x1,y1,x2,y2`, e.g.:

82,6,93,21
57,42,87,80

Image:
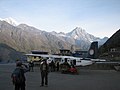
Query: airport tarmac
0,63,120,90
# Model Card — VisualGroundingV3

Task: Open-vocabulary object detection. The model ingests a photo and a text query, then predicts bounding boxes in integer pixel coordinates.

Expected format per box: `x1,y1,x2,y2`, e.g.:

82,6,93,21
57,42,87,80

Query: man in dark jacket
28,61,34,72
11,61,29,90
40,59,49,87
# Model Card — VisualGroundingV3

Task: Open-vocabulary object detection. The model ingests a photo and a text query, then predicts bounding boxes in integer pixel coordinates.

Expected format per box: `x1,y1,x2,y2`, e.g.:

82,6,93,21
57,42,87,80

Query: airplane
25,53,93,67
25,41,102,67
25,41,120,71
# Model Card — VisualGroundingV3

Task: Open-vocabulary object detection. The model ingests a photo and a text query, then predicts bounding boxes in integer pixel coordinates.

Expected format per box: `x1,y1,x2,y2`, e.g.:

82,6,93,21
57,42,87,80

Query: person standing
56,61,60,71
49,60,55,72
11,61,29,90
28,61,34,72
40,59,49,87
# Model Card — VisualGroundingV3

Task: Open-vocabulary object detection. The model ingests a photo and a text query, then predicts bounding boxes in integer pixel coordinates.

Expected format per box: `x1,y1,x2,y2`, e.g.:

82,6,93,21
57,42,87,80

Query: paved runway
0,63,120,90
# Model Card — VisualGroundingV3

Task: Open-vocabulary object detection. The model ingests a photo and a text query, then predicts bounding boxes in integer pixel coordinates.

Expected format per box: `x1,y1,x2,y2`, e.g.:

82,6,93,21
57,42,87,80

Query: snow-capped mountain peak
0,17,18,26
66,27,101,44
68,27,86,36
74,27,85,32
67,27,87,39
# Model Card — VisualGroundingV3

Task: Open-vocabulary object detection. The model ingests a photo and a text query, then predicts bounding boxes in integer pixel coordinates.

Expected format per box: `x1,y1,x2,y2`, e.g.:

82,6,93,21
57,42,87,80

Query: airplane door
73,60,76,65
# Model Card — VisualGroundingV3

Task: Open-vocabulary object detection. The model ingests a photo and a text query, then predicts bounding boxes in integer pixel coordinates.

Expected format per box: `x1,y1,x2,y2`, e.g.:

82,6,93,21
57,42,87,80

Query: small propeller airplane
26,41,101,67
26,41,120,71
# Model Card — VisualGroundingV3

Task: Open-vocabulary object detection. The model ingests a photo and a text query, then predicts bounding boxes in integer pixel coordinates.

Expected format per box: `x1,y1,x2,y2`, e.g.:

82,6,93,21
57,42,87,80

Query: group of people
11,59,49,90
49,60,59,72
11,59,78,90
60,58,78,74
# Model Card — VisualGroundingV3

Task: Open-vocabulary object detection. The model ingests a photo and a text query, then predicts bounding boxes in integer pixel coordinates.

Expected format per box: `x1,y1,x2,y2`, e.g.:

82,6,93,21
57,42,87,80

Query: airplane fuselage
25,54,93,66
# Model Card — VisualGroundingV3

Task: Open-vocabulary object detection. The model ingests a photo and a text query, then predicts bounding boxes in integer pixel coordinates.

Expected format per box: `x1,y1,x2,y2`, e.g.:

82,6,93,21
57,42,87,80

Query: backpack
11,68,23,84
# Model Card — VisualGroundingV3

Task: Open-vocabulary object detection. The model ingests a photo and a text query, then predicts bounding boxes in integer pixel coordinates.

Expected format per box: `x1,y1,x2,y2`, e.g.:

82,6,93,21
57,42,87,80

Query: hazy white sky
0,0,120,38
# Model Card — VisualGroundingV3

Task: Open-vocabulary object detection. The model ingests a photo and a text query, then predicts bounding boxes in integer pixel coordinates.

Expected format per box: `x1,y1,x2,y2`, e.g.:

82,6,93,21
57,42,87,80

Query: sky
0,0,120,38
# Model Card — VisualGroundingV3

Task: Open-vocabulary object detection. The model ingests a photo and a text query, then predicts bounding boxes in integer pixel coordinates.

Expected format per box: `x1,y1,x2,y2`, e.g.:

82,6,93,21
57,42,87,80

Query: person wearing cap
40,59,49,87
11,61,29,90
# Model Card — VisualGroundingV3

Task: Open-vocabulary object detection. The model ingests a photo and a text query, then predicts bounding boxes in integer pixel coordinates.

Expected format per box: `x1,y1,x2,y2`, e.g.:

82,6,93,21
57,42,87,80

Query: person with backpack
11,61,29,90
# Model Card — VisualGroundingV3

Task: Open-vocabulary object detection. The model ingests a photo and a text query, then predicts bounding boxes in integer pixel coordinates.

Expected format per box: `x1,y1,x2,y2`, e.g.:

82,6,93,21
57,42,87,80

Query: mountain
99,29,120,60
66,27,99,48
50,27,108,50
0,20,71,54
0,17,18,26
0,43,24,63
0,18,108,62
66,27,98,41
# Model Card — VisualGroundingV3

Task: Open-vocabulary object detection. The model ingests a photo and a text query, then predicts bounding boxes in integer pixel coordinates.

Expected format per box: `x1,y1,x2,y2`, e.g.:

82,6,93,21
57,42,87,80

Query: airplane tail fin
87,41,98,59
